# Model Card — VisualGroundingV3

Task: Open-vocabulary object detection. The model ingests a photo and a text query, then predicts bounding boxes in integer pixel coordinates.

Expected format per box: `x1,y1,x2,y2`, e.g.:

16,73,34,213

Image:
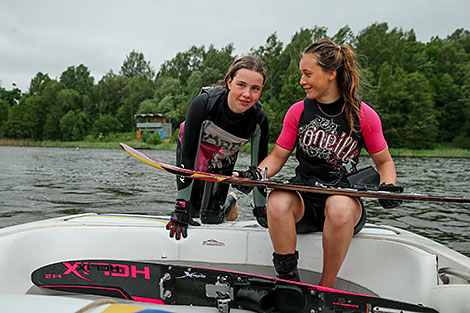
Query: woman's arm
369,147,397,185
258,144,293,178
179,95,207,171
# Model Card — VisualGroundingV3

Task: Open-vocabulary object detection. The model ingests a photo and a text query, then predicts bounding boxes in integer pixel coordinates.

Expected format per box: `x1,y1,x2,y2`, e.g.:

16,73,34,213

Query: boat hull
0,213,469,312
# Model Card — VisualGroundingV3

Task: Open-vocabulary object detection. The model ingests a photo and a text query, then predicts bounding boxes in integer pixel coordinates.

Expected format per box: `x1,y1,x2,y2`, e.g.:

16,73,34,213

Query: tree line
0,23,469,149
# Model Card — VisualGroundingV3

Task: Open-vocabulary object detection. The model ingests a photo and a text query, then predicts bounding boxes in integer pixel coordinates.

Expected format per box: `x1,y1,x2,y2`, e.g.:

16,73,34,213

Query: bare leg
267,190,304,254
319,195,362,288
225,192,239,221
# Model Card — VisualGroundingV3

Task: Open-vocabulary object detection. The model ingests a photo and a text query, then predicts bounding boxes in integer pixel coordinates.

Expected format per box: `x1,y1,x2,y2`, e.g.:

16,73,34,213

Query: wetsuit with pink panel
276,96,387,233
176,86,269,224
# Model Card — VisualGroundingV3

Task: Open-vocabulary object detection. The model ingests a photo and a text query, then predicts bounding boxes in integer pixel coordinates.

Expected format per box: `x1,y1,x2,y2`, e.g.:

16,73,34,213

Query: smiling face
226,68,264,114
299,53,339,103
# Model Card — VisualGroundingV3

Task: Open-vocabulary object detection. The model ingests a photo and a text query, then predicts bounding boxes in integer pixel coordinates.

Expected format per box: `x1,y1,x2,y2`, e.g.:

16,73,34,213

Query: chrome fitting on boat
159,272,172,300
438,266,470,284
373,307,425,313
206,275,234,313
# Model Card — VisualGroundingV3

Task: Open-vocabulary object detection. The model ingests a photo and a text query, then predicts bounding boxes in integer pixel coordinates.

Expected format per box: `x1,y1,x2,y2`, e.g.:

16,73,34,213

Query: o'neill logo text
202,239,225,247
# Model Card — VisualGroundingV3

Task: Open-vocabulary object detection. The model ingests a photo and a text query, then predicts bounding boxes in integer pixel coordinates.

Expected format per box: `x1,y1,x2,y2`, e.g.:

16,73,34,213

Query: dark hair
224,55,267,89
303,39,361,132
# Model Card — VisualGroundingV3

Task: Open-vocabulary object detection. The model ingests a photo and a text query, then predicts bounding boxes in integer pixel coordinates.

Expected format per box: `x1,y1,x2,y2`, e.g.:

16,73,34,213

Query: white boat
0,213,469,312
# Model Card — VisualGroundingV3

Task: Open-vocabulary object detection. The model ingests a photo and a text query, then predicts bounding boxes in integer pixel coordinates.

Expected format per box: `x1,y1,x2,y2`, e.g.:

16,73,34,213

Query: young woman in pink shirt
236,39,401,288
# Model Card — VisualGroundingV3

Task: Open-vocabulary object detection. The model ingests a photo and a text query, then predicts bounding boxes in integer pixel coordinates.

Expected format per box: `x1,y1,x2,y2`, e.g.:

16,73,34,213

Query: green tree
332,25,355,45
0,99,8,135
252,32,284,104
153,77,182,104
434,73,463,142
120,50,155,80
143,130,162,145
157,44,233,88
426,33,469,144
60,64,94,96
355,23,409,79
137,99,159,115
115,105,132,132
2,24,469,147
376,66,438,149
44,108,64,139
201,44,234,82
157,45,207,85
56,89,81,112
403,37,433,74
435,40,467,85
452,63,470,148
92,114,122,137
93,72,129,116
43,87,82,140
29,72,52,95
120,77,156,131
153,77,187,124
23,95,46,140
0,86,22,106
2,95,44,139
185,70,205,98
60,110,88,141
41,81,68,140
3,104,30,138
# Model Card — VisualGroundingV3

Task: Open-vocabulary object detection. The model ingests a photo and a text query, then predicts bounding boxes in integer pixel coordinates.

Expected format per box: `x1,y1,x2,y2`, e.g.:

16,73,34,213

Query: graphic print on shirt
297,115,360,174
200,120,249,171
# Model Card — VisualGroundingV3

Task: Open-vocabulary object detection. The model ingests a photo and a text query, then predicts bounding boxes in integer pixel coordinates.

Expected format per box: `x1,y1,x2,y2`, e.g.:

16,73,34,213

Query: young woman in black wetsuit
166,55,269,240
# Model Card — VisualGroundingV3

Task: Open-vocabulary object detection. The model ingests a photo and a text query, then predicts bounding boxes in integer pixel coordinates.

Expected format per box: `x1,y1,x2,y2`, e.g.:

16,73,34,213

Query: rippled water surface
1,146,469,257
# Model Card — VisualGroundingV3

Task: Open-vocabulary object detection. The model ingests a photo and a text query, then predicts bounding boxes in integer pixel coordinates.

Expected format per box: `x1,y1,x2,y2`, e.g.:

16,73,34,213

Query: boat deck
0,213,469,312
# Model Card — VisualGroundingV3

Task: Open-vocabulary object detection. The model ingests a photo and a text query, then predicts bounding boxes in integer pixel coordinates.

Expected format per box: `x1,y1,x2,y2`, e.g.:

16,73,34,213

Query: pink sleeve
275,100,304,150
360,102,388,154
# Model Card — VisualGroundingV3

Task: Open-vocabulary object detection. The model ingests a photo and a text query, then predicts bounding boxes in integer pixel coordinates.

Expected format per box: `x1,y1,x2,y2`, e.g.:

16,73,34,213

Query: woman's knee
267,190,300,219
324,196,361,227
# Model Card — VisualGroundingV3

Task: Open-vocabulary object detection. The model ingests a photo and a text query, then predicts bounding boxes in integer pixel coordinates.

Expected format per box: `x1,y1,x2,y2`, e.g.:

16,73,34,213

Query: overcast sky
1,0,468,92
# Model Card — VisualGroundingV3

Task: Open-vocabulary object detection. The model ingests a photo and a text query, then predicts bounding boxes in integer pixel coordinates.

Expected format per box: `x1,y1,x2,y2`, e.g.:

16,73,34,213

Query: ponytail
303,39,361,132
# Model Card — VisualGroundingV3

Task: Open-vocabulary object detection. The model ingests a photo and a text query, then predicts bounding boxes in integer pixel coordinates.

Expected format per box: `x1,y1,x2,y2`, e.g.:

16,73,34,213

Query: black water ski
32,259,438,313
120,142,470,203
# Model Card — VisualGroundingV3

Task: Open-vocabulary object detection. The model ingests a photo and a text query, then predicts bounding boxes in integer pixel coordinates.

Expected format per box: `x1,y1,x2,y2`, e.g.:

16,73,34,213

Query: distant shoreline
1,138,469,158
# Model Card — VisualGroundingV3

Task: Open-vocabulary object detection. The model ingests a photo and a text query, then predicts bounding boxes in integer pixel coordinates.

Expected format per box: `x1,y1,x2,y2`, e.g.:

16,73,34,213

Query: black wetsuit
176,86,269,223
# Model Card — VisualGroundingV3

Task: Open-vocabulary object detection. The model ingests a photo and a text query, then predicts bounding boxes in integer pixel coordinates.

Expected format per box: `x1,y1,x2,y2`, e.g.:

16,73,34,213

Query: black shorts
295,192,366,235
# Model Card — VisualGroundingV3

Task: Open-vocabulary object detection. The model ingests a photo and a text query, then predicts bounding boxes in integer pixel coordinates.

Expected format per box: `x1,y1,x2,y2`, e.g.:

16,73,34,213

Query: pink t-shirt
276,100,387,154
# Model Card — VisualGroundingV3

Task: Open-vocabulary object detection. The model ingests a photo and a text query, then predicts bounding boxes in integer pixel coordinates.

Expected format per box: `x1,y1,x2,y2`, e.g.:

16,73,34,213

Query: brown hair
303,39,361,132
224,55,267,89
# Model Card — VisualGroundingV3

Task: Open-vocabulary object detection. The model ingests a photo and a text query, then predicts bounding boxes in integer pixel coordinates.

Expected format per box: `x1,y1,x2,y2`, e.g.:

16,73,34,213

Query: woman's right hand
166,200,200,240
232,166,263,194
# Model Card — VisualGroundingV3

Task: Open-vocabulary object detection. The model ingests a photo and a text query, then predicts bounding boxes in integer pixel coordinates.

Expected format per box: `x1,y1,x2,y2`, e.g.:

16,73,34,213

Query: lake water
0,145,469,257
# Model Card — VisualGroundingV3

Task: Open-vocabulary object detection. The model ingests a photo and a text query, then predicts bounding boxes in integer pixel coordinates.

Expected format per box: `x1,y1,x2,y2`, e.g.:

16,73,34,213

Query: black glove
252,205,268,228
378,183,404,209
166,200,200,240
232,166,262,194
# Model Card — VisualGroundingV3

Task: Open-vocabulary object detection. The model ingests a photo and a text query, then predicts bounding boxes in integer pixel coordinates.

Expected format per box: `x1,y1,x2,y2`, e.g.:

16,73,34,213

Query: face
299,54,338,102
226,68,264,114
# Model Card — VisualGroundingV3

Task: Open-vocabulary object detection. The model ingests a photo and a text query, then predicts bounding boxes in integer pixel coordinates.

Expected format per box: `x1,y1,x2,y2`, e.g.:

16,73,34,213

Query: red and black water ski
120,143,470,203
32,259,438,313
